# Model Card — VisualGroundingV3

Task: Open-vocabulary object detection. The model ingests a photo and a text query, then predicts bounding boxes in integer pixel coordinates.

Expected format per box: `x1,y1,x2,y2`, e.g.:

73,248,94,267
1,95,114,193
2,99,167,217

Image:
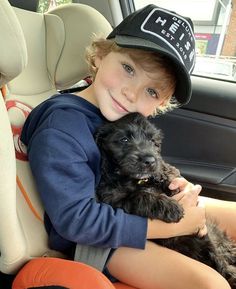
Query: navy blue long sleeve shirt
21,93,147,254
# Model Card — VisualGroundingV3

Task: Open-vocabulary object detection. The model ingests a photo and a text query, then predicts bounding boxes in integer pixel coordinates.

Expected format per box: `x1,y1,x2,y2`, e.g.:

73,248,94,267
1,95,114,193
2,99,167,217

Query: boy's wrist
147,219,181,239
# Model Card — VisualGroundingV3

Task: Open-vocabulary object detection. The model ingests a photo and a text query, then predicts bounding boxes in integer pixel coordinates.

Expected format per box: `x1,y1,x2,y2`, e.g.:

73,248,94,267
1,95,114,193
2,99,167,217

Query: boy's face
92,51,175,121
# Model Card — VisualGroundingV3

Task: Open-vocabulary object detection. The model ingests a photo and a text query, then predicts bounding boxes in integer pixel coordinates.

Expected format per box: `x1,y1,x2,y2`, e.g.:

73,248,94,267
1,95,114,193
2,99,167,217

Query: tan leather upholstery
0,1,112,274
0,0,27,86
0,0,28,274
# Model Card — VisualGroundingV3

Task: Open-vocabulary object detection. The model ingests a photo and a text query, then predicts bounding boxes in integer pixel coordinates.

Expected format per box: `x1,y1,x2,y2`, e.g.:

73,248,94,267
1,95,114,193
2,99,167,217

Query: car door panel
152,76,236,201
186,77,236,121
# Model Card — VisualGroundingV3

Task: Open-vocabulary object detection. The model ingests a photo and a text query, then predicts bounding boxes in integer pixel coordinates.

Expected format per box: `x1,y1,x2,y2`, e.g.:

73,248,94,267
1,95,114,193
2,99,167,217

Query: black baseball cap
107,4,196,105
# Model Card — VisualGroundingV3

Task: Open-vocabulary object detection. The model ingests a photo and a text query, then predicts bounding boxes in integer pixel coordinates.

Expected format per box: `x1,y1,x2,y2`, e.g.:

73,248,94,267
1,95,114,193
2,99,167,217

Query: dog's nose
143,155,156,166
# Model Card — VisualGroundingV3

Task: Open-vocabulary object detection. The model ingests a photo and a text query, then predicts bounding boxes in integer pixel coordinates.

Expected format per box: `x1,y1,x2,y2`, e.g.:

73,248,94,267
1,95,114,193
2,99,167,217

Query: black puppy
95,112,236,288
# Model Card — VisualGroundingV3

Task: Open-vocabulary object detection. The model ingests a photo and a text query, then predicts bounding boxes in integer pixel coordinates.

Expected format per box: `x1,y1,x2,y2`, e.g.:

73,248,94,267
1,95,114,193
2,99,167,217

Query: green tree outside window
38,0,72,13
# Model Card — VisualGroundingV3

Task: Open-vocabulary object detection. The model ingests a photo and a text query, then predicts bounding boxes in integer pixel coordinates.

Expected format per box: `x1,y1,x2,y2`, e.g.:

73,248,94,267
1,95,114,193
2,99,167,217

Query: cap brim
112,35,192,105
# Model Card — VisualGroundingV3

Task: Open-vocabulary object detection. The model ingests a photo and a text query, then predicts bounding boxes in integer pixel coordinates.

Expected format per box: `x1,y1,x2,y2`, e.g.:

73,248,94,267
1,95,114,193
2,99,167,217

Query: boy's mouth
111,95,129,113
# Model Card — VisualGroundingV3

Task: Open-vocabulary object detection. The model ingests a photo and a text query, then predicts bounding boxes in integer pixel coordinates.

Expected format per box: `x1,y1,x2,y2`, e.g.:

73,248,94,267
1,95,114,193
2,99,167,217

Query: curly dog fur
95,112,236,288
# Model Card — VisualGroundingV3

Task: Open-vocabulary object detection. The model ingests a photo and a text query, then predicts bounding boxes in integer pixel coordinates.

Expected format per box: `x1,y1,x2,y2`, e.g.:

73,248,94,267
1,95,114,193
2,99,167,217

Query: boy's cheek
101,70,125,88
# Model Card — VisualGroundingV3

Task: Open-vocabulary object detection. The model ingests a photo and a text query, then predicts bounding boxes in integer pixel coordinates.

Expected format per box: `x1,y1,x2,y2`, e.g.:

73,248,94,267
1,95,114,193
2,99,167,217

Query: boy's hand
177,206,207,237
168,177,207,236
169,177,202,208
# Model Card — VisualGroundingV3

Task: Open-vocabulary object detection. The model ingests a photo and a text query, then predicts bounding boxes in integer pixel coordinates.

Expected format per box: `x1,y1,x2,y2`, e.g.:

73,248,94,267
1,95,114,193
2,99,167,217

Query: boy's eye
122,63,134,75
147,88,159,99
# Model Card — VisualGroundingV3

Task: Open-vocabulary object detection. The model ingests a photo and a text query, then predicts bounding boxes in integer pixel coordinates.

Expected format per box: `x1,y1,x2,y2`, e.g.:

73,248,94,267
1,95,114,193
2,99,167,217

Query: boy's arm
27,128,148,249
147,205,206,238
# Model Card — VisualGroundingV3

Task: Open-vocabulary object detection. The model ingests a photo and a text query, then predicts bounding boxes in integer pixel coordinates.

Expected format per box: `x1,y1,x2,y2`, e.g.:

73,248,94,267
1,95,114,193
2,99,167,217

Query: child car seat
0,1,138,288
0,0,28,274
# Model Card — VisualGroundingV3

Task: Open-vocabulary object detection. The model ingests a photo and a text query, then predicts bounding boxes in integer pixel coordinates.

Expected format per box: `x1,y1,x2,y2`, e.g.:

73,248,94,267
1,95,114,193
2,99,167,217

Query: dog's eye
120,137,129,143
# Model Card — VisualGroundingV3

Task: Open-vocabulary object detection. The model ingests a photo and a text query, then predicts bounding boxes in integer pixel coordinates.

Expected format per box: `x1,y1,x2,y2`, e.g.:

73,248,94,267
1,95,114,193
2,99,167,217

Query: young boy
21,4,235,289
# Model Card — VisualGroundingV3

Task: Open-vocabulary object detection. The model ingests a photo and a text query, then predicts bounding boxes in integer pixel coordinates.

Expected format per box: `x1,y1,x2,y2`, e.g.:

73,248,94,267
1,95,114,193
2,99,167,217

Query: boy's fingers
189,184,202,195
172,185,202,208
169,178,202,195
197,196,206,208
197,225,208,237
171,191,186,201
169,177,188,190
172,184,202,199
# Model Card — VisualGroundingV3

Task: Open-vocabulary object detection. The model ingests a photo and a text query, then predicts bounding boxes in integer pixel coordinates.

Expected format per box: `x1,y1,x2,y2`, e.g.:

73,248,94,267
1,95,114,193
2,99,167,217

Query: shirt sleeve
27,127,147,249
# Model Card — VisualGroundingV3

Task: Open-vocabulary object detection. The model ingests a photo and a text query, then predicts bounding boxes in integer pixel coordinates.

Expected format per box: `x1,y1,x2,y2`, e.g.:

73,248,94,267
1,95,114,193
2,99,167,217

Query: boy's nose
121,86,138,103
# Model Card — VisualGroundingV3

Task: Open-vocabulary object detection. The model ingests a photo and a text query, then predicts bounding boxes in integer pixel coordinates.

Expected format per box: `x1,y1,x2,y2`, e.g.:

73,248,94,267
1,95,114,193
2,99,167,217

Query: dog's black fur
95,112,236,288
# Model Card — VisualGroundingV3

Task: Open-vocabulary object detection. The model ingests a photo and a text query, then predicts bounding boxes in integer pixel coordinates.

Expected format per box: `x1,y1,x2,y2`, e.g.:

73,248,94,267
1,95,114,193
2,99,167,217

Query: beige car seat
0,0,112,274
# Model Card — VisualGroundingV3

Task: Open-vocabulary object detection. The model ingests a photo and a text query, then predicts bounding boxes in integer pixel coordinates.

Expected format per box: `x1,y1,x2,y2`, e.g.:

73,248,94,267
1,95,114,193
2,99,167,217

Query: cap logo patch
141,8,195,73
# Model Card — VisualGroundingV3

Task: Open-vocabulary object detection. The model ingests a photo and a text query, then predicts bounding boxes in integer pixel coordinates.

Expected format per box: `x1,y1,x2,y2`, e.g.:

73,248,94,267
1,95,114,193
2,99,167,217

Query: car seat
0,1,138,288
0,0,28,274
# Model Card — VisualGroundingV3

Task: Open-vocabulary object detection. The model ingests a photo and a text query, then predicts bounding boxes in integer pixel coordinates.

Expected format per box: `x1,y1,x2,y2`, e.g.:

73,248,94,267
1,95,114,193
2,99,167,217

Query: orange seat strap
1,85,43,223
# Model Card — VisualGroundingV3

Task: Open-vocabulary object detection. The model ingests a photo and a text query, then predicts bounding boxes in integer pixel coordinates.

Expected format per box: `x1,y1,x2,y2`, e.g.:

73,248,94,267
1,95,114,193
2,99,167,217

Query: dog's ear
147,121,163,152
153,129,163,150
129,112,146,125
118,112,144,125
94,122,110,148
155,127,163,142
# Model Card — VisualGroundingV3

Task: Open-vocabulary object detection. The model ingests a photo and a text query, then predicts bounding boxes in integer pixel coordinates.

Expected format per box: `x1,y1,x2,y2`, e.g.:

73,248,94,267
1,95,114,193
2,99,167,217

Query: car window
133,0,236,82
38,0,72,13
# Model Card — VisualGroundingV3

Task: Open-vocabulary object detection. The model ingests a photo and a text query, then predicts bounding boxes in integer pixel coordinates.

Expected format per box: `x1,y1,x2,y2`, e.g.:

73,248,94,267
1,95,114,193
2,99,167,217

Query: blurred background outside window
37,0,236,81
134,0,236,81
38,0,72,13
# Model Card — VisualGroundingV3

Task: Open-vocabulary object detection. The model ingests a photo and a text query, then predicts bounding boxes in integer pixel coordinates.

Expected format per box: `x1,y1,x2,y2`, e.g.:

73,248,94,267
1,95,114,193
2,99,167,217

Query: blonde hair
86,37,179,115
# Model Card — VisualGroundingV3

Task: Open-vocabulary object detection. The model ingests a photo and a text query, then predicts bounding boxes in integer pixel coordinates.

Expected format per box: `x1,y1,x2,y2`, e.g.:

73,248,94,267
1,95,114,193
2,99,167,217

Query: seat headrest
47,4,112,90
0,0,27,87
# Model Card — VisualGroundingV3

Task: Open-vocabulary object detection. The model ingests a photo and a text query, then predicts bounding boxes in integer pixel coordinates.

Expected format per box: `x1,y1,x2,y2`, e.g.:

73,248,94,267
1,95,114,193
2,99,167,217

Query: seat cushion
12,257,116,289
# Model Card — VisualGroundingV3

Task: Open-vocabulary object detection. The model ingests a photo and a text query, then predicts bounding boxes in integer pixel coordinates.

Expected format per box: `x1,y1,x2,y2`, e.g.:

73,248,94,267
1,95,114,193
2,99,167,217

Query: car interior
153,75,236,201
0,0,235,288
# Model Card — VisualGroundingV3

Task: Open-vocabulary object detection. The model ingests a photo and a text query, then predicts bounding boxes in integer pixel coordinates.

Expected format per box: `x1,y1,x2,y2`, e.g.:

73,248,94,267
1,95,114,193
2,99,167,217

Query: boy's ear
94,55,102,69
159,99,168,107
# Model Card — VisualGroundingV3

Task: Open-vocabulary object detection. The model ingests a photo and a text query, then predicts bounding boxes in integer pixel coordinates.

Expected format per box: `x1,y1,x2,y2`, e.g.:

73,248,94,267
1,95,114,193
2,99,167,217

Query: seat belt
74,244,111,272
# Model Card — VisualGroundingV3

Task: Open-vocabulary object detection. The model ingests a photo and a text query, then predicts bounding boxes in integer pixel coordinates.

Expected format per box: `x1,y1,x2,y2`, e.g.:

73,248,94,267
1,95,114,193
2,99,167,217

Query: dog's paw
160,200,184,223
